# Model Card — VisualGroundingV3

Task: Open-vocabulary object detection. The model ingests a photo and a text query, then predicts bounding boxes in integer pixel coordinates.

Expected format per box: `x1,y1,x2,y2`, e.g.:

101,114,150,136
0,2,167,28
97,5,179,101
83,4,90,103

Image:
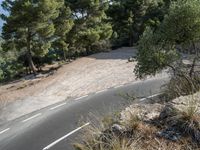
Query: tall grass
165,73,200,100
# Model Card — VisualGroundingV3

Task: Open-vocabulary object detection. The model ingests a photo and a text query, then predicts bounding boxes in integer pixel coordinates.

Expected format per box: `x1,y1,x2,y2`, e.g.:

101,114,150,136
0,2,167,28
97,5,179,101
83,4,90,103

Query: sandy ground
0,47,167,125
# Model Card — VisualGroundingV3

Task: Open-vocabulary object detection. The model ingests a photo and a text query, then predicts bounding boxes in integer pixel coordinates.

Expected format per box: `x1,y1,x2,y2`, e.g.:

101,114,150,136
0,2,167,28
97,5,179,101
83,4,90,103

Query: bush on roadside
164,72,200,100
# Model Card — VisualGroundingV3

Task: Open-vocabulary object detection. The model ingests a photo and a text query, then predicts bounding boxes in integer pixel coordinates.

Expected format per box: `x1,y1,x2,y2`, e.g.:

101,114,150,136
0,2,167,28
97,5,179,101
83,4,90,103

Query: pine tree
53,4,74,61
107,0,164,46
66,0,113,55
1,0,63,74
135,0,200,78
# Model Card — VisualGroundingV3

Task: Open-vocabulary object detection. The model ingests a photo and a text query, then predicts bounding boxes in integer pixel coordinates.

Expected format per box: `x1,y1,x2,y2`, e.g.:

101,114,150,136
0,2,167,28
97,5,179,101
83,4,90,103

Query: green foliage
0,0,113,81
2,0,198,82
1,0,64,73
135,0,200,78
53,4,74,61
161,0,200,44
0,46,22,81
107,0,166,47
66,0,113,54
135,27,179,78
0,58,22,81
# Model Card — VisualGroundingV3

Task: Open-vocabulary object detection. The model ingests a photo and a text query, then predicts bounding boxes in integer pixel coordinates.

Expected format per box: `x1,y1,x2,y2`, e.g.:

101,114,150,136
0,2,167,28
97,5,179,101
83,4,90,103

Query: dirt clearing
0,47,166,125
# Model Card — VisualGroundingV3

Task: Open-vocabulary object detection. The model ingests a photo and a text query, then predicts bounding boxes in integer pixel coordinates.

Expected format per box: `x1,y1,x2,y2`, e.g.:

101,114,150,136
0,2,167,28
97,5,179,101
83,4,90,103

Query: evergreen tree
135,0,200,78
53,4,74,61
66,0,113,55
1,0,64,74
107,0,170,46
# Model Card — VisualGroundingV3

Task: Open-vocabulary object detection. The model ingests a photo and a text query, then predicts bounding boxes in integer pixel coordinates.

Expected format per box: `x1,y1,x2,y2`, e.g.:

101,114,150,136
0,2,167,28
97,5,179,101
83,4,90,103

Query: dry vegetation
73,91,200,150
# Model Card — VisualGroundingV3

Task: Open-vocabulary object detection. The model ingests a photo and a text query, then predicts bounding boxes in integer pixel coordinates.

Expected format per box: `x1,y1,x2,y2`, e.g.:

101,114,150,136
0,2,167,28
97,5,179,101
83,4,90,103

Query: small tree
135,0,200,79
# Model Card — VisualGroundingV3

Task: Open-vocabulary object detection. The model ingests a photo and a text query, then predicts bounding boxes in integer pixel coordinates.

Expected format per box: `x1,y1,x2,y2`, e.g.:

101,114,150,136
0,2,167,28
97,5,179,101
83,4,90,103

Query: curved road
0,77,169,150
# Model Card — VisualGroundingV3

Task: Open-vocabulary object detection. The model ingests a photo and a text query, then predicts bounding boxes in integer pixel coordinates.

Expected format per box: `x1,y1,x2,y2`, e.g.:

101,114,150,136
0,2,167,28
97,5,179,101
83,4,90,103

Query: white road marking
96,89,107,94
50,103,67,110
43,122,90,150
140,93,162,101
0,128,10,135
114,85,123,88
75,95,88,101
22,113,42,123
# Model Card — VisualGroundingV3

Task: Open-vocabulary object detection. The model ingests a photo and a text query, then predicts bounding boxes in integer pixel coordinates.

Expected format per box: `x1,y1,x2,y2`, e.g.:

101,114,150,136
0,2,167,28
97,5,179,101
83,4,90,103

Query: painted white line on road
43,122,90,150
50,103,67,110
114,85,123,88
0,128,10,135
140,93,162,101
96,89,107,94
22,113,42,123
75,95,88,101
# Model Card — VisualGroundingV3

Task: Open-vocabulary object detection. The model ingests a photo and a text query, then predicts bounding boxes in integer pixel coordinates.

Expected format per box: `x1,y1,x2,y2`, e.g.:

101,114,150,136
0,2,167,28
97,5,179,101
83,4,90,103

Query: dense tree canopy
52,4,74,61
66,0,112,55
0,0,113,80
0,0,200,83
107,0,170,47
1,0,65,73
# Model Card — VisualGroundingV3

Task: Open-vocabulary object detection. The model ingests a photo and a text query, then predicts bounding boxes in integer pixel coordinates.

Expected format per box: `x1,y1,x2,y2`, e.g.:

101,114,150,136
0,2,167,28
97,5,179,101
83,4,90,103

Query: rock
157,127,182,141
128,57,136,62
172,92,200,112
111,124,125,136
121,103,163,123
159,104,177,120
35,73,46,78
111,124,134,138
24,74,35,80
192,130,200,145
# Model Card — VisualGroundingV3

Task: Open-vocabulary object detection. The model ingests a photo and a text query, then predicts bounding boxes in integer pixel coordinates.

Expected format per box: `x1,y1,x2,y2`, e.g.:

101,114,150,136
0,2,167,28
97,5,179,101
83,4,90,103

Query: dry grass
73,70,200,150
164,73,200,100
73,94,200,150
73,120,199,150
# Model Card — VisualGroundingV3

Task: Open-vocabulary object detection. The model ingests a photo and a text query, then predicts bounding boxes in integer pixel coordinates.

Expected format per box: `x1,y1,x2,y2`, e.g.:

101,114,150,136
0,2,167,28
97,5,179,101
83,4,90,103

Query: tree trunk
129,27,134,46
189,57,197,77
129,35,134,46
63,50,67,62
86,46,91,55
189,42,198,77
27,30,37,74
26,51,37,75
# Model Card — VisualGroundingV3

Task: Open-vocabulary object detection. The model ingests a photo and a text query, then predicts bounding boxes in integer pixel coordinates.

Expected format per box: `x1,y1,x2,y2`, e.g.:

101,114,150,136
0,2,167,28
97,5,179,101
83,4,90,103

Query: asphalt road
0,77,169,150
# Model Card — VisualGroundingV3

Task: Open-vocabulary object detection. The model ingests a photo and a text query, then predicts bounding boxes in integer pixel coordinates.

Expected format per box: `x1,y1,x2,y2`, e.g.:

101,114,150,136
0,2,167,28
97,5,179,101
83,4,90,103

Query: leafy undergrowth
73,95,200,150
